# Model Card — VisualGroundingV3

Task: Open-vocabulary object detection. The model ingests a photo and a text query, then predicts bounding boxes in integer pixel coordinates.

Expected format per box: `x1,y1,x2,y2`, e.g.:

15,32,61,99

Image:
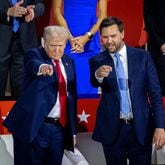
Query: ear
121,30,125,39
41,37,45,48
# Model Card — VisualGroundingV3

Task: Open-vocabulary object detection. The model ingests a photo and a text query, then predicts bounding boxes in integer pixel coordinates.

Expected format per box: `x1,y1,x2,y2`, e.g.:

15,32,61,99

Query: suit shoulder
63,54,74,63
63,54,73,60
25,47,43,55
127,46,150,57
89,51,106,61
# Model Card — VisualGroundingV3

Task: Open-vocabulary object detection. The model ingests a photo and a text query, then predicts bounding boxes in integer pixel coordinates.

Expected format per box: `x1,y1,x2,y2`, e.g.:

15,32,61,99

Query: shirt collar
52,58,63,66
110,44,127,59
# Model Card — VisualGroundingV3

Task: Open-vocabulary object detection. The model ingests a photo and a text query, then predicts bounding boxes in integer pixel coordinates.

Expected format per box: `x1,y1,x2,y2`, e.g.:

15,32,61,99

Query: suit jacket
0,0,44,52
89,46,165,145
143,0,165,56
3,47,77,150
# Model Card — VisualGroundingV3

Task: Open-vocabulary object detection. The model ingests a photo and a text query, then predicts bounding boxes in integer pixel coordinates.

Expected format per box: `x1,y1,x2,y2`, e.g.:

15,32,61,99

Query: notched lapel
127,48,137,84
62,56,71,81
101,51,120,99
127,47,137,101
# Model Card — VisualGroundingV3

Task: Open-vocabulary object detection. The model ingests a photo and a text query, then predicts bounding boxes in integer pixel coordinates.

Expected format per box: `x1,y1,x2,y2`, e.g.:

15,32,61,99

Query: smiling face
101,24,124,53
44,37,66,60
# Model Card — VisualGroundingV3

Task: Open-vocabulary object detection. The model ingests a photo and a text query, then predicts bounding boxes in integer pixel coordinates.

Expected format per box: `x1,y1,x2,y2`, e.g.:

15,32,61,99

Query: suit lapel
127,46,136,102
102,51,120,100
104,52,116,79
61,55,71,82
102,51,114,67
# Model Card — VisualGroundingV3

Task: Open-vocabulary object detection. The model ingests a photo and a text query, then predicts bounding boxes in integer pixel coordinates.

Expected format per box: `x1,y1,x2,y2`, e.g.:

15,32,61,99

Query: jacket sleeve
146,51,165,128
0,5,12,25
143,0,164,48
89,57,103,88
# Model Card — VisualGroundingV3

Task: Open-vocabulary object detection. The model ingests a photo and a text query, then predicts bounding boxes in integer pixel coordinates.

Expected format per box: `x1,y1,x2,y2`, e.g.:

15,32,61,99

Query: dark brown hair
100,16,124,34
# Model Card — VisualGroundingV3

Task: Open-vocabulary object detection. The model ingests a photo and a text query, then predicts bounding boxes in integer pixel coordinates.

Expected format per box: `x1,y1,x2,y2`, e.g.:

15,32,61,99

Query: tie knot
114,52,120,59
54,60,59,64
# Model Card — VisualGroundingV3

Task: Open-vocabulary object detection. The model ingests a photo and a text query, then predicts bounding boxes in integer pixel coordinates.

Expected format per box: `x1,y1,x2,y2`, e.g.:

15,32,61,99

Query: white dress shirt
38,59,67,118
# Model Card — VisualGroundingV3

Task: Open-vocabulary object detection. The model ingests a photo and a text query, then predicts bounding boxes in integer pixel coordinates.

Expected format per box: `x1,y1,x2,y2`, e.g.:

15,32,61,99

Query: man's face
44,37,66,60
101,24,124,53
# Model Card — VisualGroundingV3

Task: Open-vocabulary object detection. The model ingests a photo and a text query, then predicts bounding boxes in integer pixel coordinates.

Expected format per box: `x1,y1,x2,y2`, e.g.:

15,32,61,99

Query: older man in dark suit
3,26,77,165
89,16,165,165
0,0,44,98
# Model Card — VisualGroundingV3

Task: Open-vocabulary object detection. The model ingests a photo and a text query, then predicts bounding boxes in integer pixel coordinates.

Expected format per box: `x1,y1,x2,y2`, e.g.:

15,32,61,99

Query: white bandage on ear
41,37,45,48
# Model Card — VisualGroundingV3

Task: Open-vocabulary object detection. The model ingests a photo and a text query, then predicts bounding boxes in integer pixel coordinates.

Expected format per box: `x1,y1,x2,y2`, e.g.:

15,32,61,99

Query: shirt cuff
95,70,103,83
37,64,48,76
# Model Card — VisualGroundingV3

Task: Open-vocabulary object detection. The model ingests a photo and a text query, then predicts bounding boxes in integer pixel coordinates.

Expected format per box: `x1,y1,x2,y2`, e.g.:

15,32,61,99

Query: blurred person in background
143,0,165,97
53,0,107,97
0,0,44,99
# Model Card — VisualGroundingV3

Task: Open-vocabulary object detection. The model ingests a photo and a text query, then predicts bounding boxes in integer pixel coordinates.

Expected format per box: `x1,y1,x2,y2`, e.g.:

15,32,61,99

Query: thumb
48,64,53,68
27,5,35,9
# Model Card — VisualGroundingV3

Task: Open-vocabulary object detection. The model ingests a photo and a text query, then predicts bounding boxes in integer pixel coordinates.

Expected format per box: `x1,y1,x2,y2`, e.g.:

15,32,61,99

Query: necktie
114,52,130,116
11,0,19,32
54,60,67,127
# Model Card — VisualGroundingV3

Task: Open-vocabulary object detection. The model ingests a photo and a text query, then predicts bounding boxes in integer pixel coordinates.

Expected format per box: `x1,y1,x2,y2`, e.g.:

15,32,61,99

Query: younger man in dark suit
89,16,165,165
3,26,77,165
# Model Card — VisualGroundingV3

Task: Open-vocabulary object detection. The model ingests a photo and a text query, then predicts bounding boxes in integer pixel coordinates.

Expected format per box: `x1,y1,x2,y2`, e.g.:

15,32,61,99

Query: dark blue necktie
11,0,19,32
115,52,130,116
